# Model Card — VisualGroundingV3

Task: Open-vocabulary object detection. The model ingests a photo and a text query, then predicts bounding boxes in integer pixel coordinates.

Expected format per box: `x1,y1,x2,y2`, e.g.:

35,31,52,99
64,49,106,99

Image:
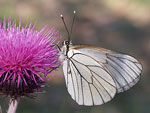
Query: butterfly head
62,40,72,46
62,40,72,53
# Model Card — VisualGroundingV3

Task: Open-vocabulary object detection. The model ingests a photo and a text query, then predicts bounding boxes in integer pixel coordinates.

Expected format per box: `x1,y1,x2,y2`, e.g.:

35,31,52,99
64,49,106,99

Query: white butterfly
59,11,142,106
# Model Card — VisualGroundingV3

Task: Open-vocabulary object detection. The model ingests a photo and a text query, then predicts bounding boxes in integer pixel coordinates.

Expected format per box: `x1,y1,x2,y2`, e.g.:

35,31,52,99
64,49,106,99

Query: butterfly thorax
59,40,73,62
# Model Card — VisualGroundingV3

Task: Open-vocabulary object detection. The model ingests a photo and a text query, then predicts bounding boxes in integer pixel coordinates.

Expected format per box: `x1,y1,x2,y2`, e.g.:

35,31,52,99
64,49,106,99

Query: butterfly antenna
70,10,76,37
60,14,70,41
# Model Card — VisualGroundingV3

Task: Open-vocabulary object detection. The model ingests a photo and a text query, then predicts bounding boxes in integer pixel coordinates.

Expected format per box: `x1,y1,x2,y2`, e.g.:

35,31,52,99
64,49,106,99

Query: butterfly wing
63,48,116,106
72,45,142,93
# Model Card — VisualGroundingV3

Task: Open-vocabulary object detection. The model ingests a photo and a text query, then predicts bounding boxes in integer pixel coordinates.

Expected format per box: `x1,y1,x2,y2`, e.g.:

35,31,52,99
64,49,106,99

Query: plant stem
7,99,18,113
0,105,2,113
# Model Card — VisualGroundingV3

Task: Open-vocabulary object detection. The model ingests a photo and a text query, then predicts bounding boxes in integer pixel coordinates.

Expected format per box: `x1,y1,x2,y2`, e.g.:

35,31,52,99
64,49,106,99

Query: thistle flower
0,17,60,99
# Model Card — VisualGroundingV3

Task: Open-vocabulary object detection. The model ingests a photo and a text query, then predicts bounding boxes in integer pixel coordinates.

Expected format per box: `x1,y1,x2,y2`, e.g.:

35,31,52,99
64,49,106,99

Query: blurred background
0,0,149,113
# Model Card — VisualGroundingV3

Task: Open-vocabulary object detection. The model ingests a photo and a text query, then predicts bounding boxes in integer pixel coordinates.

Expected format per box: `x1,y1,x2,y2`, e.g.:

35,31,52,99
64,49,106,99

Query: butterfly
59,11,142,106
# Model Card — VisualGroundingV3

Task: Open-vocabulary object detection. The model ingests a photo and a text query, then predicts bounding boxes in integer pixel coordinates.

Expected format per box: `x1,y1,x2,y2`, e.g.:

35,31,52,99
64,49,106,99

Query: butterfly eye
65,41,70,45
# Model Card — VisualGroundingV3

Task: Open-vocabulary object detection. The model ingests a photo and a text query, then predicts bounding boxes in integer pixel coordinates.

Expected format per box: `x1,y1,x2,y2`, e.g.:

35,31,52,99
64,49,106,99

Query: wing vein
107,55,134,80
92,83,105,104
70,60,80,102
71,58,116,87
109,54,142,70
103,64,122,88
93,75,113,99
69,61,76,101
91,70,116,88
66,61,69,88
70,59,84,105
118,57,141,75
88,84,94,105
106,58,129,86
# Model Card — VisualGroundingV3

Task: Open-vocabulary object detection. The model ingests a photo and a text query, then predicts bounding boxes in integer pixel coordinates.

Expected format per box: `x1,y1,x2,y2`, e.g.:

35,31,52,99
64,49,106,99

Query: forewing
72,46,142,93
63,49,116,106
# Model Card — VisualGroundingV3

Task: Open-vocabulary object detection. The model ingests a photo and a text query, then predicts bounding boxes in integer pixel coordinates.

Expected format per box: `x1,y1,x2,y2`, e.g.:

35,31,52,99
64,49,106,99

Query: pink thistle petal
17,75,21,88
31,73,38,85
0,17,60,98
30,69,44,81
0,71,5,77
7,72,13,80
21,74,28,86
3,71,9,82
12,73,16,83
23,69,30,78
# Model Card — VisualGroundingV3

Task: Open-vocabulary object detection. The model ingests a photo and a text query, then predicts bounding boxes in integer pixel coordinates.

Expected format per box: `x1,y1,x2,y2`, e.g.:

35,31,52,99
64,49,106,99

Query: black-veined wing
63,48,116,106
72,45,142,93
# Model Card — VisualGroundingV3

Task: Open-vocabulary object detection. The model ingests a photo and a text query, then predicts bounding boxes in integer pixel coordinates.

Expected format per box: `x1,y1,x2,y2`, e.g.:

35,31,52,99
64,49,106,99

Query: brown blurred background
0,0,149,113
